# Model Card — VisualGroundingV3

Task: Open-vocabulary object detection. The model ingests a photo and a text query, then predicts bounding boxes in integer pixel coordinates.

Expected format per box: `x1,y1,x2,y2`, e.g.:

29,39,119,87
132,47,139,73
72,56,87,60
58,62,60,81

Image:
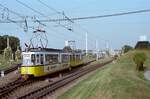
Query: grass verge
57,50,150,99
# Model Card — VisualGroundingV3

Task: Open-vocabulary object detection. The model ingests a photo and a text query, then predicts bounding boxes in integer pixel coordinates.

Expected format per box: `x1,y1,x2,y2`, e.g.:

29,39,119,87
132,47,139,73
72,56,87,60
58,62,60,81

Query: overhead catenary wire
37,0,74,23
36,0,113,49
0,4,23,18
15,0,84,43
0,2,71,48
15,0,85,47
38,0,104,48
0,3,45,30
15,0,47,27
16,0,75,32
1,8,150,23
1,3,149,47
14,0,67,34
69,9,150,21
1,1,150,49
36,0,84,40
0,3,25,27
37,0,95,50
37,0,60,14
16,0,46,17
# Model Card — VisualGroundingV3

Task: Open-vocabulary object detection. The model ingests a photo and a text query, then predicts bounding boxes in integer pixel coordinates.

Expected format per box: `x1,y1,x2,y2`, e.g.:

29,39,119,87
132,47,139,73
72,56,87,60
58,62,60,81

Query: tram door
23,53,31,74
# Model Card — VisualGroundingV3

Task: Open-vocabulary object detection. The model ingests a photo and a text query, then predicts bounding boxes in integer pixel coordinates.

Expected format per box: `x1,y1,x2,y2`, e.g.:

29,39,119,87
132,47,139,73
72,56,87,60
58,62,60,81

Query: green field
58,50,150,99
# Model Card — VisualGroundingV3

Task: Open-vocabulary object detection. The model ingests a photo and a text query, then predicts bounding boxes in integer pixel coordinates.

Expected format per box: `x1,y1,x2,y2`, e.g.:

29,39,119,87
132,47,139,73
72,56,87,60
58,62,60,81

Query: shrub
122,45,133,53
133,52,146,71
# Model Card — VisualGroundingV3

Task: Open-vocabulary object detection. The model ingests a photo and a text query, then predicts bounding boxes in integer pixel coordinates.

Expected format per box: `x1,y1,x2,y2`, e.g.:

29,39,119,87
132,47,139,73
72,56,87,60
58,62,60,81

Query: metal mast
85,33,88,56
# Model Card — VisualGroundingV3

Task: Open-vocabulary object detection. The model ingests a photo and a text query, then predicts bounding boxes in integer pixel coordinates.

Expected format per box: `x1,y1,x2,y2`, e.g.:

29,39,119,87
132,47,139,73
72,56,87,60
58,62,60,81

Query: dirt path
144,71,150,80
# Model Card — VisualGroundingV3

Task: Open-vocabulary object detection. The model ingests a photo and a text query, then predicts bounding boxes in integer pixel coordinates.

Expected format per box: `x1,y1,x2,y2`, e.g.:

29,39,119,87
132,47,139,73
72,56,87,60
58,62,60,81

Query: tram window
23,58,30,66
80,55,83,59
70,55,73,61
22,54,31,66
73,55,75,60
31,54,35,65
70,55,75,61
51,55,58,64
45,54,50,64
40,54,43,64
37,54,40,64
45,54,58,64
76,55,80,60
62,54,69,63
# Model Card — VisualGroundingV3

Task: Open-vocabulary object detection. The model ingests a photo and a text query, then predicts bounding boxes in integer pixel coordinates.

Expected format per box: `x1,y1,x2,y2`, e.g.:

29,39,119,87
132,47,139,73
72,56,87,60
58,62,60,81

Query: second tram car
21,48,84,77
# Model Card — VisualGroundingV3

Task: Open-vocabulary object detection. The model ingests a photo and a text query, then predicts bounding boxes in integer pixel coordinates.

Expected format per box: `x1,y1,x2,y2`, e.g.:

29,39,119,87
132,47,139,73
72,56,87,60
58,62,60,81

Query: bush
133,52,146,71
122,45,133,53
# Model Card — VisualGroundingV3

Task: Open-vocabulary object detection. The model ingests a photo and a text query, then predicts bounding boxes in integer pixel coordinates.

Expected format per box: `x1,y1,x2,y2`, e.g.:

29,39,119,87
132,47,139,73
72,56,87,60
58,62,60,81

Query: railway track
17,60,113,99
0,77,39,98
0,60,94,98
0,64,21,77
0,78,24,98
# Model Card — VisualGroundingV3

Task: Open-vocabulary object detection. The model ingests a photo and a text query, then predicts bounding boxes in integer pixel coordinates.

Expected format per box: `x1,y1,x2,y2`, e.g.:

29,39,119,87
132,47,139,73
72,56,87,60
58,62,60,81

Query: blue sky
0,0,150,50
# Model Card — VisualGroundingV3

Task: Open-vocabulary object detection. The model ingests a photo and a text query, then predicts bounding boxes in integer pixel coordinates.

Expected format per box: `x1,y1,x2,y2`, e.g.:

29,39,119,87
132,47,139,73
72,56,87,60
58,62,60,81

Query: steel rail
17,60,113,99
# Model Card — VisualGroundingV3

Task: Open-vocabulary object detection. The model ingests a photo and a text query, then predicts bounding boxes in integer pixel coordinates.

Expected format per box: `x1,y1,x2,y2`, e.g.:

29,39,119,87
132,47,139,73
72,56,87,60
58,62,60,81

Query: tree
15,47,22,62
122,45,133,53
133,52,146,71
0,35,20,54
3,47,12,61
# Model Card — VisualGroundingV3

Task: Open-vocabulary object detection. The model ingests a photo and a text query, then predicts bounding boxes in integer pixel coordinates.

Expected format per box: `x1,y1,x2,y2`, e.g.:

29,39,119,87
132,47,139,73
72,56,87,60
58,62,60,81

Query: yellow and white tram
21,48,84,77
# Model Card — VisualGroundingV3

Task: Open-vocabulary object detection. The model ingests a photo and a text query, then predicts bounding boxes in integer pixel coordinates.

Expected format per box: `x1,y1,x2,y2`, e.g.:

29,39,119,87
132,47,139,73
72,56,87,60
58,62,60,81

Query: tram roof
23,47,83,54
24,48,63,52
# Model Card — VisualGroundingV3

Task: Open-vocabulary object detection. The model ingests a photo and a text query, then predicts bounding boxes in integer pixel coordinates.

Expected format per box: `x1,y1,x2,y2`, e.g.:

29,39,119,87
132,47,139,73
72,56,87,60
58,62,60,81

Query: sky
0,0,150,50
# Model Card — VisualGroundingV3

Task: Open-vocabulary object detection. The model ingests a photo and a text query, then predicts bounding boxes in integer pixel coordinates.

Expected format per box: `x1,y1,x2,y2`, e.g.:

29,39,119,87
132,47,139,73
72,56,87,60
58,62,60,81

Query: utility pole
105,41,110,57
7,37,10,48
106,41,109,50
96,40,98,60
85,33,88,56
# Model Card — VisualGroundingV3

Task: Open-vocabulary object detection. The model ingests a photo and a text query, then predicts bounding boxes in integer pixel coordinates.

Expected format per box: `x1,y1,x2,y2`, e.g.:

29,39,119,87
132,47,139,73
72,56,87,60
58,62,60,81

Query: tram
21,47,84,77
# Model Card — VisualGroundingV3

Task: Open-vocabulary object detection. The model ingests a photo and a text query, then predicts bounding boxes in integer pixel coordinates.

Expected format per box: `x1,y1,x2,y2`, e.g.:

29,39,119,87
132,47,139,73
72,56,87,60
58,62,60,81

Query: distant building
65,40,76,50
109,49,122,57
